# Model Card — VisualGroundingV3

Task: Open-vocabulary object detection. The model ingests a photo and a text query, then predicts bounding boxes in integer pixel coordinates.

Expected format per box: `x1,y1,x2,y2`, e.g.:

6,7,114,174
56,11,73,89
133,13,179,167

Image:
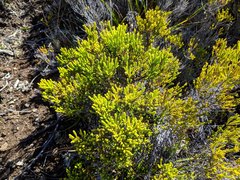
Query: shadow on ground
0,0,84,179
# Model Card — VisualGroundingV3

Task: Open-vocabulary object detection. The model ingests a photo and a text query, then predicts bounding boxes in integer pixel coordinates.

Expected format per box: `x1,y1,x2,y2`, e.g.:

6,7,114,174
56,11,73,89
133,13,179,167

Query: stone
16,160,24,166
0,142,8,151
24,103,30,108
13,79,20,89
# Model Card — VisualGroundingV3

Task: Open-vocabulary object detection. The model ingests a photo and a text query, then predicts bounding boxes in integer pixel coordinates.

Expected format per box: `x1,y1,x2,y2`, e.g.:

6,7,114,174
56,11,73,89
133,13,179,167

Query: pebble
14,79,20,89
33,122,39,126
16,160,24,166
29,143,34,148
24,103,30,108
34,117,40,124
0,142,8,151
12,126,19,133
0,112,6,116
7,87,13,93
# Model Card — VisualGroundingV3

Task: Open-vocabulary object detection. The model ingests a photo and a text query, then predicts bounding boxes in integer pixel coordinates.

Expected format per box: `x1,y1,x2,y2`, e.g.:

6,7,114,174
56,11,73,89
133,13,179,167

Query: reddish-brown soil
0,0,71,179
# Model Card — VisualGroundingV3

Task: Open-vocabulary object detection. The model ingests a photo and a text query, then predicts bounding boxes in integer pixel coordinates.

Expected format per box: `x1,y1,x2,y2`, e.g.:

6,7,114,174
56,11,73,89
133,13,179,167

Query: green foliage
39,8,240,180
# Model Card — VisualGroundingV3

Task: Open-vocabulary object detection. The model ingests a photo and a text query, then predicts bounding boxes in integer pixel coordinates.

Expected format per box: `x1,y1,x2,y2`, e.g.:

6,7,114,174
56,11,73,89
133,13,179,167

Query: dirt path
0,1,69,179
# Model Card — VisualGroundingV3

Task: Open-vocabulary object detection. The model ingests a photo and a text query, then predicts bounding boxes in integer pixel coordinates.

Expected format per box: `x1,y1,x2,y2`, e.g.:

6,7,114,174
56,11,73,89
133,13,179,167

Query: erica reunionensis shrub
39,8,240,179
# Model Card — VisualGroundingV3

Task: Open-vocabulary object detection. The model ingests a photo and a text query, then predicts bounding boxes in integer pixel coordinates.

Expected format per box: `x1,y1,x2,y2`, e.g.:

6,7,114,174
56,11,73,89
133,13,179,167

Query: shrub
39,8,240,179
207,115,240,179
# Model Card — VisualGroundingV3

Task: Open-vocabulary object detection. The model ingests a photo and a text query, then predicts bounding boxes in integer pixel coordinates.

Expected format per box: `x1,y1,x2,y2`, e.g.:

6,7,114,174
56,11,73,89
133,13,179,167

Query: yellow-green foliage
216,8,235,22
208,0,233,6
195,39,240,112
69,107,151,178
39,8,240,179
210,0,237,34
153,159,195,180
207,115,240,179
39,13,181,117
90,82,197,148
136,8,183,47
64,20,197,179
194,39,240,179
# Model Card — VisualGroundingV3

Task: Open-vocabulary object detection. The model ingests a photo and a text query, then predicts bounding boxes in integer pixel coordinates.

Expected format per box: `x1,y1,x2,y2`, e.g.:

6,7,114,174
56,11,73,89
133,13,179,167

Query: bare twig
17,113,62,177
0,81,9,92
28,74,41,88
7,109,32,114
0,49,14,56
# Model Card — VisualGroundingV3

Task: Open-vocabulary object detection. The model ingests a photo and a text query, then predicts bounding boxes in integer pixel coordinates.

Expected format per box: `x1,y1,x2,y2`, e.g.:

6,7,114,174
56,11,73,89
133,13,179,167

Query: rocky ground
0,0,71,179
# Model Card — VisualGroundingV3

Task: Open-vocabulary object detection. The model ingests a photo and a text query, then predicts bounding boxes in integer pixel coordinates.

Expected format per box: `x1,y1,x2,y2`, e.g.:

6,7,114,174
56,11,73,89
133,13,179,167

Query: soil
0,0,71,179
